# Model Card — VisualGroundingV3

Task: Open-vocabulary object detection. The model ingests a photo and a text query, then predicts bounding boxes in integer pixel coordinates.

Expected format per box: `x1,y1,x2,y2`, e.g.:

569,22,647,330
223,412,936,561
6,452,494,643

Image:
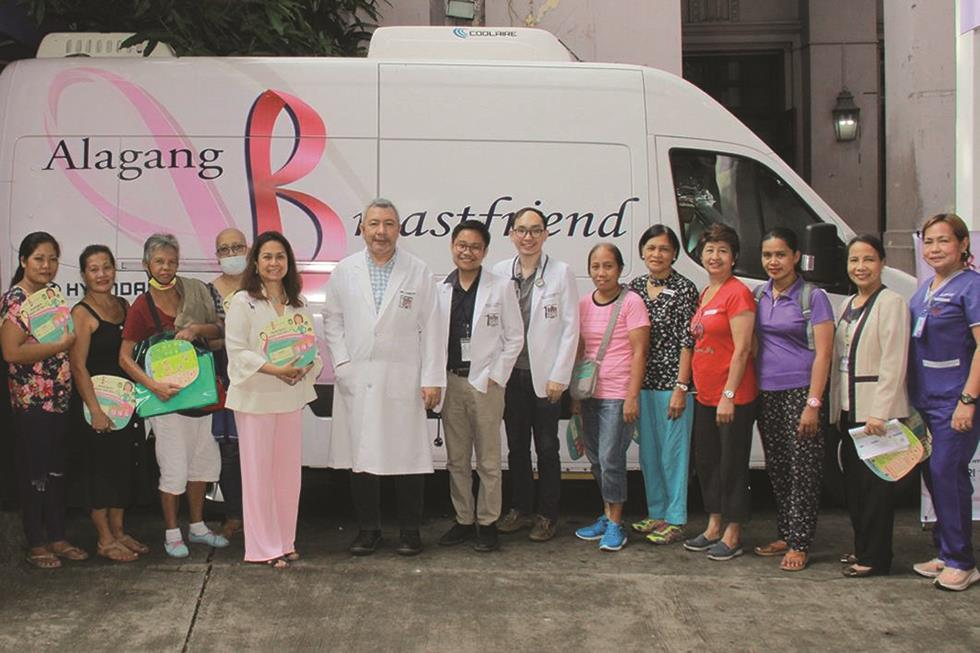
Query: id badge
839,356,849,373
912,314,926,339
460,337,472,362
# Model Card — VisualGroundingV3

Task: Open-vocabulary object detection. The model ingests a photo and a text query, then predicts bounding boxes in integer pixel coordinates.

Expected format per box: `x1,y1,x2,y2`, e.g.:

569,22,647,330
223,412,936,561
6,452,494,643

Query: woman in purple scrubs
909,213,980,592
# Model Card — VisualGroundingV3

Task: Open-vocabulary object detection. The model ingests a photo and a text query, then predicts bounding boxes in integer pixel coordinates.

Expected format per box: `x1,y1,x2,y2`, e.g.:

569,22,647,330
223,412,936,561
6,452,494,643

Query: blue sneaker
575,515,609,541
599,521,627,551
164,539,189,558
187,529,230,548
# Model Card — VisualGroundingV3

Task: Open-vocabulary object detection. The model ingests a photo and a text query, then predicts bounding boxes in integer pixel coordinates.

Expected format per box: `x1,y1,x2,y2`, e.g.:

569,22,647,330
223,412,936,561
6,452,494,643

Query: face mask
219,255,247,276
148,275,177,291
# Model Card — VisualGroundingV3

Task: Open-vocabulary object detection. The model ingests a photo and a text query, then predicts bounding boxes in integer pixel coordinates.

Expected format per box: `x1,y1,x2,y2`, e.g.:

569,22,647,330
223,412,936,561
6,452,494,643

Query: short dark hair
79,244,116,271
588,242,625,271
846,234,886,260
511,207,546,229
696,223,740,261
638,224,680,260
761,227,802,272
452,219,491,247
242,231,304,308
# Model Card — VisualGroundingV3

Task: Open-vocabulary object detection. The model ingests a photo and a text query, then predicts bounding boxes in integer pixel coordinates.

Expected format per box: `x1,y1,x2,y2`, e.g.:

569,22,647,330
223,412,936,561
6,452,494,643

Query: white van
0,27,916,471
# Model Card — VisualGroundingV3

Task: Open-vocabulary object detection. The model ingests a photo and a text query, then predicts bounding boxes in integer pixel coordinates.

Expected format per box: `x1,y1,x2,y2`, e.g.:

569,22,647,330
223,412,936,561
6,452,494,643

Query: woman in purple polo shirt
753,228,834,571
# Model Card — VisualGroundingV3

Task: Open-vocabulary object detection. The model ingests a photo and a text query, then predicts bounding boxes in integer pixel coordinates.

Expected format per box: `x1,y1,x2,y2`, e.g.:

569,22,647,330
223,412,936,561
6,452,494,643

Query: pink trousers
236,410,303,562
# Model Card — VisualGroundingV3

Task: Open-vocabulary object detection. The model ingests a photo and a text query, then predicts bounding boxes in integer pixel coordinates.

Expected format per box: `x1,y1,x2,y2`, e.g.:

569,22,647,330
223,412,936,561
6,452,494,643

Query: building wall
884,1,955,270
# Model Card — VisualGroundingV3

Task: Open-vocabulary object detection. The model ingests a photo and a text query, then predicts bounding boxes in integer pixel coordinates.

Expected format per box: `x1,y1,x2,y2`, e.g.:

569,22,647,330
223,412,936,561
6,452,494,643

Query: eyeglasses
216,243,247,257
512,227,546,239
453,241,485,253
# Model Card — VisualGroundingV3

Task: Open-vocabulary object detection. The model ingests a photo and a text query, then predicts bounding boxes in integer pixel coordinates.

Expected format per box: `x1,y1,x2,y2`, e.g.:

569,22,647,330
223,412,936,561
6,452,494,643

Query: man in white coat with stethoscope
492,207,579,542
323,198,446,557
435,220,524,553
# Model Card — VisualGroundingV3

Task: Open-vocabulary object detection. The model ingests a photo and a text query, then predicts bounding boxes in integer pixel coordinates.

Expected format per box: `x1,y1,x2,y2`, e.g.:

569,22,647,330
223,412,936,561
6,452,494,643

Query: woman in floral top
627,225,699,545
0,231,86,568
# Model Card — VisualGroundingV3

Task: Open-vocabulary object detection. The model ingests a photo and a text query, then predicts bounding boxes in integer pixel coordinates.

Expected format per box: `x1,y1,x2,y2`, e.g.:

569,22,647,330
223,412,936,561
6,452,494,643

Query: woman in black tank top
68,246,148,562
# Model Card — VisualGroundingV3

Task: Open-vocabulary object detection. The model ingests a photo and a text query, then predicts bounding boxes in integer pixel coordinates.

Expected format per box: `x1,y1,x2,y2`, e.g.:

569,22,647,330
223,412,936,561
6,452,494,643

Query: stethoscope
511,254,549,288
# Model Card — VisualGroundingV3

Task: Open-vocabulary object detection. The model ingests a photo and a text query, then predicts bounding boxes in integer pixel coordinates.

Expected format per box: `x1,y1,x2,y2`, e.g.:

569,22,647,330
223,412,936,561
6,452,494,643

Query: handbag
569,287,627,401
134,292,225,418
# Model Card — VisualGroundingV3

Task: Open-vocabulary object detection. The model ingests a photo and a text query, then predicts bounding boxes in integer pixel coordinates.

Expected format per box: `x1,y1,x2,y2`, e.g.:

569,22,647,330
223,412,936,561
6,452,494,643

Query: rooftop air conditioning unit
367,26,573,62
36,32,175,58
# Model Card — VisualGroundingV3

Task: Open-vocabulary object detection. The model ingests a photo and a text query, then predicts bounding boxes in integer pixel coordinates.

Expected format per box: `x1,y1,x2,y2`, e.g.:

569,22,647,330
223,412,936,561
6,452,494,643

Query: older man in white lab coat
323,198,445,557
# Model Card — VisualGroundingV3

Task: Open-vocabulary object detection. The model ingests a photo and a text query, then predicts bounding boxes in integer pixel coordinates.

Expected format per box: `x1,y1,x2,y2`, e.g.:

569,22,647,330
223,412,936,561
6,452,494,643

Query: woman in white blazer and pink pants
225,232,322,569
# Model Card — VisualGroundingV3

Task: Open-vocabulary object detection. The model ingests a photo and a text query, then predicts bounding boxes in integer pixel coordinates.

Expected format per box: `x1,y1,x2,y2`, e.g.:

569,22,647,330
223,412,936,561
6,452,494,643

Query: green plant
17,0,386,56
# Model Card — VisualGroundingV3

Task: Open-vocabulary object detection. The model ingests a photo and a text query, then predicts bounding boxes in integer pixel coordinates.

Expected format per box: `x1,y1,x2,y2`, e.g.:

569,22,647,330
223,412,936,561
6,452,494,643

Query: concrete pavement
0,472,978,652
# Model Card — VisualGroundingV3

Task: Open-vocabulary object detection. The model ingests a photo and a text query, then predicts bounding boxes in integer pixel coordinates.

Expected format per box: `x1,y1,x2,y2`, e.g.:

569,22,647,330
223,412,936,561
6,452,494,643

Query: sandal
646,524,685,545
284,551,300,562
839,553,857,565
753,540,789,557
98,540,138,563
48,541,90,561
780,550,808,572
116,534,150,555
266,557,289,569
26,548,61,569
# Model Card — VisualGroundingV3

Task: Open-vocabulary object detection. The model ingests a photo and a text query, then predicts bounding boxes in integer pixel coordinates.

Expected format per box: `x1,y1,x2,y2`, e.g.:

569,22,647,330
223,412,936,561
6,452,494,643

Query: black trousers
503,368,561,520
350,472,425,532
15,409,69,548
839,414,894,572
692,400,756,524
218,440,243,520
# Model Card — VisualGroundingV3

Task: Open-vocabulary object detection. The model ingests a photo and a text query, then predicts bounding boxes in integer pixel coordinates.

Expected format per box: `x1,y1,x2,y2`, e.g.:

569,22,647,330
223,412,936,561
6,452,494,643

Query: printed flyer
260,313,317,368
83,374,137,430
23,286,73,343
145,339,200,387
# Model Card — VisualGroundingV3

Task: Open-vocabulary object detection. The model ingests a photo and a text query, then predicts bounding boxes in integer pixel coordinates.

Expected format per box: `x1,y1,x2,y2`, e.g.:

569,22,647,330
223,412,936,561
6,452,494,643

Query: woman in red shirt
684,224,758,561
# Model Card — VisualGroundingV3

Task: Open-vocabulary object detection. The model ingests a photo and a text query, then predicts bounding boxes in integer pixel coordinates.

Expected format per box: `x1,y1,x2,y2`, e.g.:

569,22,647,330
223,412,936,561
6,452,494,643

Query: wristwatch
675,381,689,392
722,389,735,400
806,397,823,409
960,392,977,406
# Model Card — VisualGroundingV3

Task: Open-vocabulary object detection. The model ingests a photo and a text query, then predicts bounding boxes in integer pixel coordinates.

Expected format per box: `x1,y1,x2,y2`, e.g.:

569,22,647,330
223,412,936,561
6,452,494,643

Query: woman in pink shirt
573,243,650,551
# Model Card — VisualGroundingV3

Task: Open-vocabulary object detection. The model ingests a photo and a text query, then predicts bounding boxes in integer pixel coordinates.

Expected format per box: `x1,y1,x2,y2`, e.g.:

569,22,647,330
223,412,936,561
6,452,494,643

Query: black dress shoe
349,530,382,556
439,522,476,546
473,523,499,553
396,530,423,556
842,564,889,578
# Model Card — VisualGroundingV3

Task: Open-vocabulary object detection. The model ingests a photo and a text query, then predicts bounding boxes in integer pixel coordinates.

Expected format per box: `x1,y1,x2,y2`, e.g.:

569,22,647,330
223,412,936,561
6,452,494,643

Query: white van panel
379,139,639,277
379,64,646,144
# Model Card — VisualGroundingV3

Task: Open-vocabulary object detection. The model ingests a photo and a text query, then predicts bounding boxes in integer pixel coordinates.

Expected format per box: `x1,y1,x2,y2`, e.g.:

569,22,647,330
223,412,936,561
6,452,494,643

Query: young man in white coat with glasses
436,220,524,553
492,207,579,541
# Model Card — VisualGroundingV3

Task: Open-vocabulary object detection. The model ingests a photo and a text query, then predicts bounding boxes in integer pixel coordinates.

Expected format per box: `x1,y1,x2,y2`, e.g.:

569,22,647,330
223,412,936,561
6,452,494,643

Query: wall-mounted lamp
446,1,475,20
832,89,860,142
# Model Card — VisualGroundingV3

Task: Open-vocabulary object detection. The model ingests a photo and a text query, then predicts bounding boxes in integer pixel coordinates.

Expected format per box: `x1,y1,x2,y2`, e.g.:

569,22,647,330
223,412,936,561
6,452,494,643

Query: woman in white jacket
225,231,322,569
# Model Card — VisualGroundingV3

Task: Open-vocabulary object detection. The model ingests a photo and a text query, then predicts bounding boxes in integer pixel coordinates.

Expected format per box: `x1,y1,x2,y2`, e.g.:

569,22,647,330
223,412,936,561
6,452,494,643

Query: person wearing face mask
1,232,84,569
908,214,980,592
323,198,446,557
830,235,910,578
119,233,228,558
206,228,249,539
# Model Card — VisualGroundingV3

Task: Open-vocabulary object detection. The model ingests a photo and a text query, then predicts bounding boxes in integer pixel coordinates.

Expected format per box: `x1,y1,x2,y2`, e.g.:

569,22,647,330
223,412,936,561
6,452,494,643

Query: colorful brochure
850,418,925,482
23,286,73,343
83,374,137,430
144,339,200,388
565,414,585,460
260,313,317,368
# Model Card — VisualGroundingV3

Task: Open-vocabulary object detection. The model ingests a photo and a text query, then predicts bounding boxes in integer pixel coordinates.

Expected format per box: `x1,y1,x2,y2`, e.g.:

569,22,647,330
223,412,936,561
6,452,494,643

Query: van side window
669,149,820,280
